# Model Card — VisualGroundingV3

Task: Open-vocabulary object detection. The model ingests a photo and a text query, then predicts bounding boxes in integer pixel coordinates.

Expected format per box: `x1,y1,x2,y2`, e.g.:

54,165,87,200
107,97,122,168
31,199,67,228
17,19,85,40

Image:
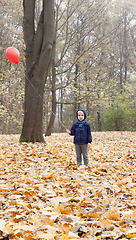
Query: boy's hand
66,129,71,134
88,143,91,148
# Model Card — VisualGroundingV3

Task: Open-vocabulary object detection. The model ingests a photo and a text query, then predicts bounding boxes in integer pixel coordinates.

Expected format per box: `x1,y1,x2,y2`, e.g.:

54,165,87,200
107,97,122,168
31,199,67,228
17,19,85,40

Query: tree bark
45,60,56,136
124,7,127,82
45,16,57,136
20,0,54,142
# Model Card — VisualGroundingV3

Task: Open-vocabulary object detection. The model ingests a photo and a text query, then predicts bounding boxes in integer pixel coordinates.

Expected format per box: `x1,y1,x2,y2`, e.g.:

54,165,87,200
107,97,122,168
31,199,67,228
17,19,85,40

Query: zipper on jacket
80,131,81,143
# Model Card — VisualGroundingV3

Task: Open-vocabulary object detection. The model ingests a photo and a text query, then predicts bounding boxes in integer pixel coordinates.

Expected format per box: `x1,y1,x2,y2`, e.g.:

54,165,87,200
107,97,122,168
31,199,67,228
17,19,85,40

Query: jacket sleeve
87,124,92,143
70,123,75,136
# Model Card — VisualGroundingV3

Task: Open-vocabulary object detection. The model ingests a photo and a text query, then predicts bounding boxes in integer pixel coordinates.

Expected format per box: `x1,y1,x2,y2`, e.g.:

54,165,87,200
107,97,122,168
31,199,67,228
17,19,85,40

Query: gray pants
75,144,88,166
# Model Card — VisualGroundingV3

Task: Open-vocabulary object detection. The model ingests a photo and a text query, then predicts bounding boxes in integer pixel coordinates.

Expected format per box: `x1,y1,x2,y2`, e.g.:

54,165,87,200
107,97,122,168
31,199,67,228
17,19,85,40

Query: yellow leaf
30,215,40,223
59,234,69,240
95,237,101,240
24,235,37,240
99,219,114,230
58,206,71,214
77,212,87,218
42,217,54,226
89,212,101,219
106,207,121,221
127,228,136,239
132,210,136,217
41,173,54,179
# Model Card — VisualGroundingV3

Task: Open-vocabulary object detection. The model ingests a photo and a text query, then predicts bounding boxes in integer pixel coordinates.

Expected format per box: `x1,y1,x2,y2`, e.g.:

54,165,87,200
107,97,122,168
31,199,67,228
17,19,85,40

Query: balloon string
18,64,66,130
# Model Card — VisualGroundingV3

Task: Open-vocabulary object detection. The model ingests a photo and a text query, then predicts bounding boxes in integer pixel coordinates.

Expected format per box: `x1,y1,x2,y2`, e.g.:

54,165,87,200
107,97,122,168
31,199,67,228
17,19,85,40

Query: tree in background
1,0,24,134
20,0,55,142
1,0,136,134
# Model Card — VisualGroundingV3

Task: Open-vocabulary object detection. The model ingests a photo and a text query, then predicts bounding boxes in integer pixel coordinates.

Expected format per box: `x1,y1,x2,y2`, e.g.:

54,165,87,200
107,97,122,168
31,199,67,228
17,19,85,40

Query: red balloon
6,47,20,64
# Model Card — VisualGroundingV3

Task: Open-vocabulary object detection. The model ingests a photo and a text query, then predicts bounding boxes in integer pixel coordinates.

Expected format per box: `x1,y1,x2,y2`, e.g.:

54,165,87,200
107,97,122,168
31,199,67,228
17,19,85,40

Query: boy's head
76,109,86,121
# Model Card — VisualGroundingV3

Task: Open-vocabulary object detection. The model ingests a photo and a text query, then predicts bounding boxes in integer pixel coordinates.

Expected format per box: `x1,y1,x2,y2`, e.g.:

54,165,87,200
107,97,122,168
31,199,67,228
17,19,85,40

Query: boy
66,109,92,167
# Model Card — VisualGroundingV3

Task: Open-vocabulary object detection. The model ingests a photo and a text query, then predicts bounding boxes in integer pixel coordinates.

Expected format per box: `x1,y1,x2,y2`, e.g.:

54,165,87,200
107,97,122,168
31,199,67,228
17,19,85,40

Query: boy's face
78,112,84,121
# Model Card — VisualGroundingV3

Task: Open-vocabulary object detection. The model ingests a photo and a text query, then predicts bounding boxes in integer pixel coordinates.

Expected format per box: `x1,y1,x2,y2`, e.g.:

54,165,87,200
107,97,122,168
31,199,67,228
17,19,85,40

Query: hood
76,109,86,120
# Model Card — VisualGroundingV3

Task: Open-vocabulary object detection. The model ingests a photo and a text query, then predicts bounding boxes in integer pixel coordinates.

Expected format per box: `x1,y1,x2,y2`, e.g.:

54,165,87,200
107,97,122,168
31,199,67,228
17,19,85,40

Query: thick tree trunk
20,72,45,142
20,0,54,142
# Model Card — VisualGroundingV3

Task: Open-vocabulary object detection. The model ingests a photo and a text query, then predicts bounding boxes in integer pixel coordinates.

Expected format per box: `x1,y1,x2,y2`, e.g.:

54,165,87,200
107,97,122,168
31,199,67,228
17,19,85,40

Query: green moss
19,135,28,143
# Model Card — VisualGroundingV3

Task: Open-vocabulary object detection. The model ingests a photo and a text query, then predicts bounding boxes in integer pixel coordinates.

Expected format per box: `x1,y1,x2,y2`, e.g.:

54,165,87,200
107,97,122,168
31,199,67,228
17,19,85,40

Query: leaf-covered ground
0,132,136,240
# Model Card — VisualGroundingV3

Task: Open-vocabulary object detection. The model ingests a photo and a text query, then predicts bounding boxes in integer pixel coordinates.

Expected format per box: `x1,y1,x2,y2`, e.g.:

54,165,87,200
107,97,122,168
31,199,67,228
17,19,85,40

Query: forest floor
0,132,136,240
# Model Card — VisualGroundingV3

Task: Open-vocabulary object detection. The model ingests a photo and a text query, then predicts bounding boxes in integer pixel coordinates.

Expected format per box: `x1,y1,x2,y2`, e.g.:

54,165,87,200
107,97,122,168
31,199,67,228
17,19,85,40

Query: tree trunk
45,16,57,136
45,61,56,136
97,111,101,131
73,63,79,121
20,0,54,142
124,7,127,82
60,78,63,133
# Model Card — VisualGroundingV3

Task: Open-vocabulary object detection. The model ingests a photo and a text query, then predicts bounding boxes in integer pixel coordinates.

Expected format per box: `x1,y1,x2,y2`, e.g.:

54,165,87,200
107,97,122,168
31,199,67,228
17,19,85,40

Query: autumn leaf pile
0,132,136,240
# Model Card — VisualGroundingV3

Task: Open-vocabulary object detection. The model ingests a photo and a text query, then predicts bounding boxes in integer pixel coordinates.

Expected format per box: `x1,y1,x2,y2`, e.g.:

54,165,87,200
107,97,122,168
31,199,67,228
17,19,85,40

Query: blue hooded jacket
70,109,92,144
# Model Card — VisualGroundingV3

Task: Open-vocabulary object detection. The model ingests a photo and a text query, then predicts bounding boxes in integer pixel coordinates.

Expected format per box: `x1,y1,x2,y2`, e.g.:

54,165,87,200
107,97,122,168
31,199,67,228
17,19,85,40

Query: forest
1,0,136,135
0,1,136,239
